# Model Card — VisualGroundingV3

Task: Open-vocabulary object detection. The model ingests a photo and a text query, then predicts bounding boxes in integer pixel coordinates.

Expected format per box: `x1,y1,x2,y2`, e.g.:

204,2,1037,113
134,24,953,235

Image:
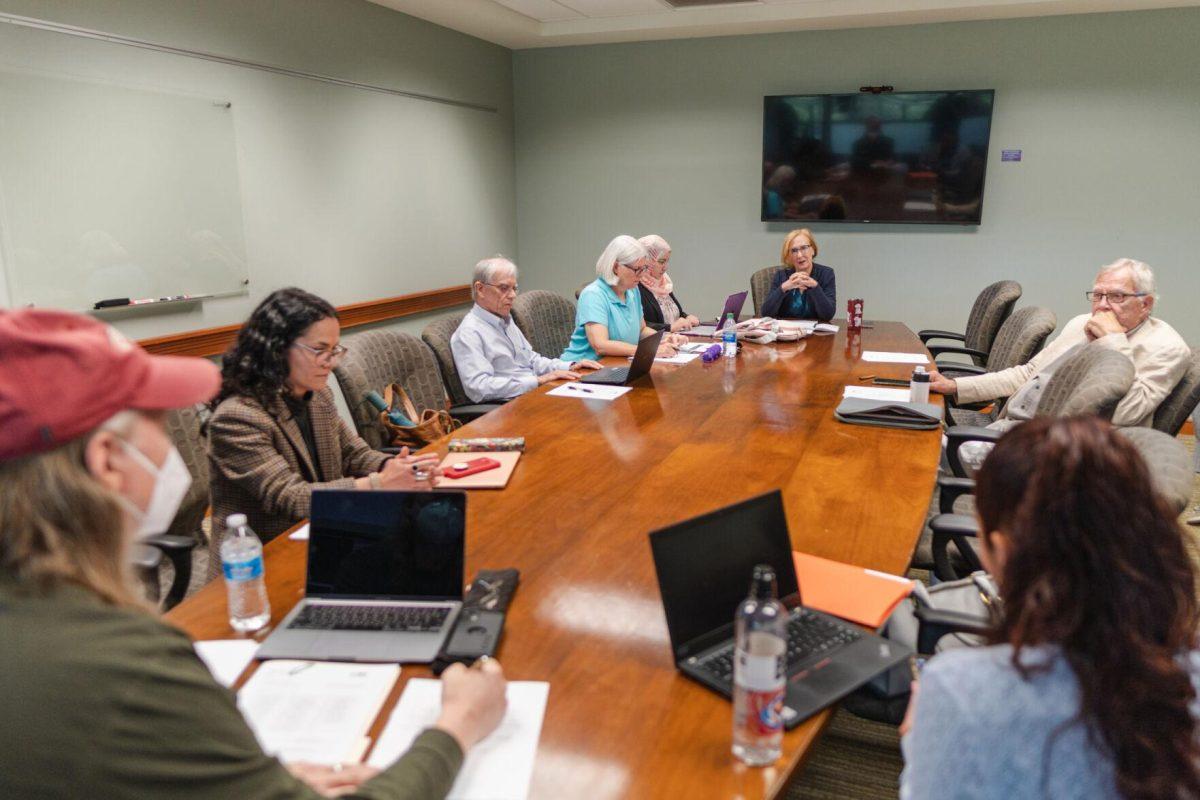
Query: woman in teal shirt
561,235,686,362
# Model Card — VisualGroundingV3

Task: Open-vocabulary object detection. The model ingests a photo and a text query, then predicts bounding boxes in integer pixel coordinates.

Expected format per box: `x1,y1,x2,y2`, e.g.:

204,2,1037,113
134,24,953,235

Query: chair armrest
914,606,993,653
929,513,984,581
918,329,965,345
927,345,989,362
142,534,197,610
449,403,503,424
935,361,987,377
937,476,976,514
944,425,1003,477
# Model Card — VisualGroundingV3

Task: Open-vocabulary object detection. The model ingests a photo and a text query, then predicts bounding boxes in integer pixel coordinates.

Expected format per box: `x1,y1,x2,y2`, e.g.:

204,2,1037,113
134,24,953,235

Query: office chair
749,265,783,317
511,290,577,361
1153,347,1200,436
420,314,504,423
918,280,1022,367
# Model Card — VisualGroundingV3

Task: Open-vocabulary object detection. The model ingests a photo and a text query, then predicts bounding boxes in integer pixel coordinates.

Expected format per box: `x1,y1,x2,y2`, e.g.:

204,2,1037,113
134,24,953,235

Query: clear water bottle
721,313,737,359
221,513,271,632
732,564,787,766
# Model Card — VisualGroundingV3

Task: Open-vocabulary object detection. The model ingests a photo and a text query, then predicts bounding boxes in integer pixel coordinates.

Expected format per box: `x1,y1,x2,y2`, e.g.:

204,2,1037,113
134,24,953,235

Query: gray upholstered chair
750,265,784,317
420,313,503,422
1118,427,1193,515
938,307,1057,427
511,290,577,361
1152,347,1200,436
918,280,1022,366
333,329,455,450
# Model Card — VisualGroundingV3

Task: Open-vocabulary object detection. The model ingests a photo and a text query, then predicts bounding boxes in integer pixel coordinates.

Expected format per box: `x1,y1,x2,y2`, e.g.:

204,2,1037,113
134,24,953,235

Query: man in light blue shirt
451,257,600,403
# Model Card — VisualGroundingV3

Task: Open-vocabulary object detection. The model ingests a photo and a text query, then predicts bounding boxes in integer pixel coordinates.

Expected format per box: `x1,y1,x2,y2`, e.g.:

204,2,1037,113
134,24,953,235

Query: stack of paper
843,385,912,402
238,661,400,765
546,383,631,401
369,679,550,800
194,640,259,687
861,351,929,364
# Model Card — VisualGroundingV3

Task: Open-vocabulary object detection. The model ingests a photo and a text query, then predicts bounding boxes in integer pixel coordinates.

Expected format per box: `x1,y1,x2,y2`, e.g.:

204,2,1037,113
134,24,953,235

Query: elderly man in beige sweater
929,259,1188,468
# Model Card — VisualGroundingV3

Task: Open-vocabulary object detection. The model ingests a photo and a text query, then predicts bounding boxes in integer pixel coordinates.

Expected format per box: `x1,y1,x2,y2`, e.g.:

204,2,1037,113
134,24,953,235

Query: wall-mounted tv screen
762,90,995,225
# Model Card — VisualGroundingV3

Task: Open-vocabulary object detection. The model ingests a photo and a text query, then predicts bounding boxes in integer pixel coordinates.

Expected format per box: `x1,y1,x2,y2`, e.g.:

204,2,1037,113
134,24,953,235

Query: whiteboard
0,62,248,310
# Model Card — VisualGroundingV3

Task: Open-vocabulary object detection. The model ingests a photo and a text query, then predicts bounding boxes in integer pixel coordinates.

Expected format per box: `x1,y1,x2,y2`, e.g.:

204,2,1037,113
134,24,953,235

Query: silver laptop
685,290,749,337
256,490,464,663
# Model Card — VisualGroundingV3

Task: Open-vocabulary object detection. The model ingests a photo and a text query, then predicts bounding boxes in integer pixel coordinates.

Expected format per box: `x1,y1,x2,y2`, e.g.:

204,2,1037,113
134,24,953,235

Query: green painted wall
513,9,1200,343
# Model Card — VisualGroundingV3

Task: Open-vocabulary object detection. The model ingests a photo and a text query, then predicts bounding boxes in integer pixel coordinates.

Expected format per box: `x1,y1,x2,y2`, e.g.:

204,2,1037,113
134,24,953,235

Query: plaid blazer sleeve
332,405,391,477
208,399,359,523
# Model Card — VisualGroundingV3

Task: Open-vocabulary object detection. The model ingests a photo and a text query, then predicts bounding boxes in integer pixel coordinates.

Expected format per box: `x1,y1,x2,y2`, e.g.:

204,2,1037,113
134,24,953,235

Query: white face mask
117,439,192,539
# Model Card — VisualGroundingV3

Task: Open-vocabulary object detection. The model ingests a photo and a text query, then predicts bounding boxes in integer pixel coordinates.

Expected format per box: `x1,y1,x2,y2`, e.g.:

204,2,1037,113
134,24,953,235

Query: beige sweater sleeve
954,315,1089,405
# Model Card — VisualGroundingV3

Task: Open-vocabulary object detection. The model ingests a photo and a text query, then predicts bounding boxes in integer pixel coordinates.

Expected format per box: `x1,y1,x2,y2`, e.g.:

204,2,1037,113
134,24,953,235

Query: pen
567,385,594,394
858,375,876,381
288,662,314,675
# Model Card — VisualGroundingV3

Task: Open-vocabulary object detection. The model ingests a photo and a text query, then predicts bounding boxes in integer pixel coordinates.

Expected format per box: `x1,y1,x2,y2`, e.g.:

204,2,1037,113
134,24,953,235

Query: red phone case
443,457,501,479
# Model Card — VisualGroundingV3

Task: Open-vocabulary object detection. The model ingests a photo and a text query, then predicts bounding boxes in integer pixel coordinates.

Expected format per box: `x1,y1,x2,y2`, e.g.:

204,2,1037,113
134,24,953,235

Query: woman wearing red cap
207,287,440,561
0,309,506,799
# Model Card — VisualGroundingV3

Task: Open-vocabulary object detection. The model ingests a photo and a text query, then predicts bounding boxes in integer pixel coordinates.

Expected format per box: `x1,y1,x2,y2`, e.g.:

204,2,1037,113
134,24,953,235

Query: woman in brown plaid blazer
207,289,439,570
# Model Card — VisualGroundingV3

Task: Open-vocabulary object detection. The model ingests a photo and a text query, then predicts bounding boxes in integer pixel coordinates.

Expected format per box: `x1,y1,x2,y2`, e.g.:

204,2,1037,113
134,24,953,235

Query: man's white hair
1098,258,1157,299
471,256,517,300
596,235,648,287
638,235,671,261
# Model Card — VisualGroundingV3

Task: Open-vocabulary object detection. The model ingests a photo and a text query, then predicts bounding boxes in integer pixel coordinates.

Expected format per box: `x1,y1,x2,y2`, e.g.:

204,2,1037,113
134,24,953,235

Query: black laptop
580,329,664,386
649,490,911,727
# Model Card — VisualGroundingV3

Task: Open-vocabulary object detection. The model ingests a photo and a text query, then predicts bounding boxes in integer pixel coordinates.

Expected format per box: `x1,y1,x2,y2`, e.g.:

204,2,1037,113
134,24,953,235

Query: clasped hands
781,271,819,292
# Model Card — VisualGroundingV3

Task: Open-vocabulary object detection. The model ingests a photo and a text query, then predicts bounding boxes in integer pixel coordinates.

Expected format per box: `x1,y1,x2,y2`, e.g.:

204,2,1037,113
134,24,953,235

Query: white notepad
238,660,399,765
843,385,912,402
194,640,259,688
546,383,632,401
861,351,929,364
369,679,550,800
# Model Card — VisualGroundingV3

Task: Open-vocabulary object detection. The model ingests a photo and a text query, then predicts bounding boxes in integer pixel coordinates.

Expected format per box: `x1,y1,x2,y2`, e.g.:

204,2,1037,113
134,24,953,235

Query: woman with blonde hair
0,309,506,799
636,234,701,333
761,228,837,321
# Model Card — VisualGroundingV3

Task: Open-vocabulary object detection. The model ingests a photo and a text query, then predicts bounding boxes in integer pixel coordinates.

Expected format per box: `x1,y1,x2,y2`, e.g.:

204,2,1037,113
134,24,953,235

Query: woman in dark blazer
637,234,701,332
761,228,836,321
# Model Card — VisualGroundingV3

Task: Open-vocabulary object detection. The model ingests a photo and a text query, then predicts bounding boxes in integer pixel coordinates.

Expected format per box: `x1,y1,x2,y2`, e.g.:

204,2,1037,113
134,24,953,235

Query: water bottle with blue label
721,313,737,359
221,513,271,632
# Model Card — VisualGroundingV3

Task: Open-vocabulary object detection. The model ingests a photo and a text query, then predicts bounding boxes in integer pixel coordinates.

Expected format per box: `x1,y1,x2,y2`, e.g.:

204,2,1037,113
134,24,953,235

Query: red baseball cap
0,309,220,460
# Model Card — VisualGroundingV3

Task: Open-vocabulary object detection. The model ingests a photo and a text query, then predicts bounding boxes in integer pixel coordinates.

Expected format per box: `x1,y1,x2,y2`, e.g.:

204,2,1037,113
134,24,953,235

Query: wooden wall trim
138,285,472,358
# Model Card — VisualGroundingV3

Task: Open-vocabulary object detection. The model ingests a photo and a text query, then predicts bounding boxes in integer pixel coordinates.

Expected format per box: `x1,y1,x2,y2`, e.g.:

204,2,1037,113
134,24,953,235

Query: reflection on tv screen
762,90,995,225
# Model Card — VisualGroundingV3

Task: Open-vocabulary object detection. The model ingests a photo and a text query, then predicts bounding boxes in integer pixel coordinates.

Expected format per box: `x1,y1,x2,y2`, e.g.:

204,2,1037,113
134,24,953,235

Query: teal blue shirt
560,278,645,361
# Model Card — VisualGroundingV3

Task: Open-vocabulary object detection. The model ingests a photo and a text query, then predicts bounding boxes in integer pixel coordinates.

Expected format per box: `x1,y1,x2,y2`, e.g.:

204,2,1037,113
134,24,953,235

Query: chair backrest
163,403,211,543
1152,347,1200,436
333,329,449,449
511,290,577,361
963,280,1022,354
1117,427,1193,515
984,307,1057,372
750,265,784,316
421,312,470,407
1035,343,1135,420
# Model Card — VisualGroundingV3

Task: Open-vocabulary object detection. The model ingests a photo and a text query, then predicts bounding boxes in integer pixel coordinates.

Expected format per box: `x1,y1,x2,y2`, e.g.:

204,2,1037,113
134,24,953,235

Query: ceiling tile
556,0,676,18
493,0,585,21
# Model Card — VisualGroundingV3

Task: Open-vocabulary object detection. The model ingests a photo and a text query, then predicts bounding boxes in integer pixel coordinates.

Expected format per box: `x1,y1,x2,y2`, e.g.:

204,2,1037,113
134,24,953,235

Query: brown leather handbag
378,383,460,448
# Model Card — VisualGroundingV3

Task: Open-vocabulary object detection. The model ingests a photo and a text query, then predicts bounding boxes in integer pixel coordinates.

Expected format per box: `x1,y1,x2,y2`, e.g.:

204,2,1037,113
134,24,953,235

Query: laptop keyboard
287,604,451,632
697,609,862,683
586,366,628,382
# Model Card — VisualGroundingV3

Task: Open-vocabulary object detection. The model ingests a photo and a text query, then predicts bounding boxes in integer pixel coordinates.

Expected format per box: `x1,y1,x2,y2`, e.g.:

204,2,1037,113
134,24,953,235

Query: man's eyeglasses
484,282,519,296
1085,291,1147,304
789,245,814,255
293,341,348,364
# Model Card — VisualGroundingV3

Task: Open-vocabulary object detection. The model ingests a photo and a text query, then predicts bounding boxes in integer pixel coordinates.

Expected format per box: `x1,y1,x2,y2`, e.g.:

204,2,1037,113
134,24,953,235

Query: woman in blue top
760,228,836,321
900,416,1200,800
561,235,686,362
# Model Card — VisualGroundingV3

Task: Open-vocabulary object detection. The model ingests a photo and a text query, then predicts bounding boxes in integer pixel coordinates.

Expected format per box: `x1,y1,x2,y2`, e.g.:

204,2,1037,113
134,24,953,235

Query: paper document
370,679,550,800
862,351,929,364
546,384,631,401
843,386,912,402
288,523,310,541
679,342,714,354
238,660,399,765
630,352,700,365
195,640,259,688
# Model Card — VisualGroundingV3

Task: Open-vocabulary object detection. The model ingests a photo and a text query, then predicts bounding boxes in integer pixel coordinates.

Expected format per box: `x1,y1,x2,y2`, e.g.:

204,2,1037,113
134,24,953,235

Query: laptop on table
685,290,749,337
649,490,910,727
579,329,663,386
256,490,465,663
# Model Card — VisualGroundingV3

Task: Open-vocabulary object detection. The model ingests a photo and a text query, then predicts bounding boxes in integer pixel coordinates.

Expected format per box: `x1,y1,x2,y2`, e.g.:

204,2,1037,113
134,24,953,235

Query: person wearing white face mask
0,309,507,799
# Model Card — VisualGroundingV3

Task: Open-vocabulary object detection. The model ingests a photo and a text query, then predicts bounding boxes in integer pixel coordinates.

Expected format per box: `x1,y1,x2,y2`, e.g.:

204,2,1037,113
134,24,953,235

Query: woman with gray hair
637,235,701,333
560,235,686,362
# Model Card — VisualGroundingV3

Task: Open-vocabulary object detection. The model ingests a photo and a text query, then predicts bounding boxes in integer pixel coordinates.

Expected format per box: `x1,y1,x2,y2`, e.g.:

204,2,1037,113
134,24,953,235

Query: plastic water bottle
909,366,931,404
732,564,787,766
221,513,271,632
721,313,737,359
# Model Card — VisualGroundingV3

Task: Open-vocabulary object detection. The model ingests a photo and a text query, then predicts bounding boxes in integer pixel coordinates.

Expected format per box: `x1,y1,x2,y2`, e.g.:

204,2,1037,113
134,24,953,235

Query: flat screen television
762,90,995,225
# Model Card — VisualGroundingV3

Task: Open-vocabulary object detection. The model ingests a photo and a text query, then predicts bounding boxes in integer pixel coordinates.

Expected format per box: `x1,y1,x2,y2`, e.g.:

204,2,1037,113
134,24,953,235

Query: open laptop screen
308,490,465,601
649,490,800,659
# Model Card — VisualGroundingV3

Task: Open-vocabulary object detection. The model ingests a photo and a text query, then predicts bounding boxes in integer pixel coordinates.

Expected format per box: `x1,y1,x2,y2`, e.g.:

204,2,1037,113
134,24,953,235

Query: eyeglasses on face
619,262,649,275
1085,290,1147,304
293,341,348,363
789,244,814,255
484,282,519,295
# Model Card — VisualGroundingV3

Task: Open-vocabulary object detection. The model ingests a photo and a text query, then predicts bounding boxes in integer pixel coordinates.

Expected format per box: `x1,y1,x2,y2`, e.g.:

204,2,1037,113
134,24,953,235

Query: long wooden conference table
167,320,943,799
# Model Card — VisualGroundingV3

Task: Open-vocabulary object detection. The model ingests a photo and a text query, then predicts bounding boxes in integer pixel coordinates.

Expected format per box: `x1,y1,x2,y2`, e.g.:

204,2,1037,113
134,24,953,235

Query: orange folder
792,551,913,629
